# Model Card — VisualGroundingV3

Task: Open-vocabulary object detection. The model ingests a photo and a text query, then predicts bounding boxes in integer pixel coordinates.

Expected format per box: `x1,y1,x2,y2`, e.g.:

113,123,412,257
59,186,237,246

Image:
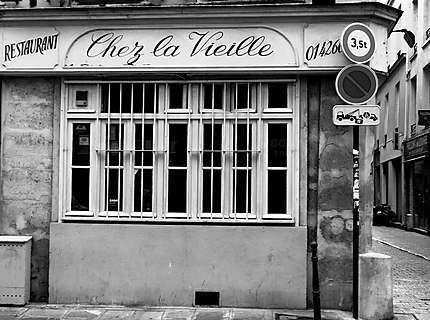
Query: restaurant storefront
404,133,430,233
0,2,399,309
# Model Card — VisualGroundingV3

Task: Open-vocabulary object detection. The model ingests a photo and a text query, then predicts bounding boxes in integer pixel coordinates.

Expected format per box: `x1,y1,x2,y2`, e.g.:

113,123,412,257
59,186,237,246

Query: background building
374,0,430,234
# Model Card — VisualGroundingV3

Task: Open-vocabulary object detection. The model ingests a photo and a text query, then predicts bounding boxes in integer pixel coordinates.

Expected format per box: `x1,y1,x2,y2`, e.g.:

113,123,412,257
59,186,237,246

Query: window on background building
410,76,417,134
395,82,400,128
61,80,297,222
427,67,430,110
384,93,389,146
424,1,430,43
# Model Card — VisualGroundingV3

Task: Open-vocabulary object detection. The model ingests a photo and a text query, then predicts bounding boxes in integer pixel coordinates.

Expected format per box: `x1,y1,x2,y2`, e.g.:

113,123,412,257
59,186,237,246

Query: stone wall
307,76,374,310
0,77,59,302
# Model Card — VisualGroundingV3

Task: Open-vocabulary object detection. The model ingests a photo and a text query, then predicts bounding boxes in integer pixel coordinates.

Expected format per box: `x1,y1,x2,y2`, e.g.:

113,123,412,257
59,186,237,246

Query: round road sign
335,64,378,105
341,23,376,64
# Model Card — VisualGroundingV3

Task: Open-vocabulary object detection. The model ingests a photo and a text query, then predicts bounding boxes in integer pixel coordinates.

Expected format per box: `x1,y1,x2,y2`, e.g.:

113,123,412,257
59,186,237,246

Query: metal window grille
62,80,296,222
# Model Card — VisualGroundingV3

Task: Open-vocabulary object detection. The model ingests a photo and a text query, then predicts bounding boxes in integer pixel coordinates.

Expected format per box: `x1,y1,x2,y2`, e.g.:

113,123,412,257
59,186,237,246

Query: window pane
268,170,287,214
169,83,185,109
132,83,143,113
72,123,90,166
134,169,152,212
105,168,123,211
101,83,121,113
268,83,288,108
106,124,124,166
234,124,252,167
168,170,187,213
235,83,250,109
203,83,223,109
233,169,252,214
169,124,187,167
203,169,221,214
120,83,132,113
268,123,288,167
132,83,156,113
135,124,153,166
144,83,156,113
203,123,222,167
71,168,89,211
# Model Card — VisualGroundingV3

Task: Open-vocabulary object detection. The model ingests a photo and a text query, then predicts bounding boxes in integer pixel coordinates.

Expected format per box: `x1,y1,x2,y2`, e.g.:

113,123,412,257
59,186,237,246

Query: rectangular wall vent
194,291,220,306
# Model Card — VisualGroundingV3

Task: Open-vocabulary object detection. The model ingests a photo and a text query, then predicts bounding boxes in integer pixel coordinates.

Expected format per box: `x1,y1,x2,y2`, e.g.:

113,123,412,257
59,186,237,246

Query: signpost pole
352,125,360,319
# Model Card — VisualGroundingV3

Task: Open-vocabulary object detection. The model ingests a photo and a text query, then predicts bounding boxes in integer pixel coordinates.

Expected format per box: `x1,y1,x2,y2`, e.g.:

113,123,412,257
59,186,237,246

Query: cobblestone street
372,226,430,320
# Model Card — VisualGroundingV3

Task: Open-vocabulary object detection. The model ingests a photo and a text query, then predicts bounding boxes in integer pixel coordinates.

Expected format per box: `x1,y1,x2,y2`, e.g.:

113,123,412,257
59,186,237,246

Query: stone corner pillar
359,252,393,320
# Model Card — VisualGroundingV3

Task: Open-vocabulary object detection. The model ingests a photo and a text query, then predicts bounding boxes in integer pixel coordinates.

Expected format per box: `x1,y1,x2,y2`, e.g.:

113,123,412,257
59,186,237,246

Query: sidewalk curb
374,238,430,261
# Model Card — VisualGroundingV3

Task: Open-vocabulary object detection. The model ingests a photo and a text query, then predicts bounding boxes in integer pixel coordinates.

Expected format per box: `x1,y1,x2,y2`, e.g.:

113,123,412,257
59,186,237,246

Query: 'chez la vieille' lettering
4,34,59,62
86,30,274,66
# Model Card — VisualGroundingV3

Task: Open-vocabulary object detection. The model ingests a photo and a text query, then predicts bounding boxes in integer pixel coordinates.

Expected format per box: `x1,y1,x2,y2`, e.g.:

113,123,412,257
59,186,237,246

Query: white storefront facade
0,2,399,308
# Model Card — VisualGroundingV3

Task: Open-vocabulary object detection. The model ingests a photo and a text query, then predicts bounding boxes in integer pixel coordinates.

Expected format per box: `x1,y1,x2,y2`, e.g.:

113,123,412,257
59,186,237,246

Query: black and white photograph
0,0,429,319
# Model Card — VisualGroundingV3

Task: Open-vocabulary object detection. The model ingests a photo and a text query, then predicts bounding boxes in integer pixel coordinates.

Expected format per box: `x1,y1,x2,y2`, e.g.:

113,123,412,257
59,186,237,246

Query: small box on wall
0,236,32,305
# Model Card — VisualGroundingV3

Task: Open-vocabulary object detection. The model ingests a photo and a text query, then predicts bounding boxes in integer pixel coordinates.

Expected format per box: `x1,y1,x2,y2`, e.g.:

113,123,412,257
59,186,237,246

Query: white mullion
140,84,145,219
66,122,73,214
210,84,215,219
198,84,204,220
234,83,238,219
257,82,263,219
59,81,67,221
288,121,292,219
153,83,160,219
94,84,101,217
155,83,165,219
164,84,168,218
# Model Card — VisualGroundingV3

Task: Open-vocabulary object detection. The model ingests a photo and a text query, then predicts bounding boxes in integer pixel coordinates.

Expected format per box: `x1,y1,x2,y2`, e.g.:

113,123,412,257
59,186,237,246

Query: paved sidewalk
372,226,430,320
0,305,355,320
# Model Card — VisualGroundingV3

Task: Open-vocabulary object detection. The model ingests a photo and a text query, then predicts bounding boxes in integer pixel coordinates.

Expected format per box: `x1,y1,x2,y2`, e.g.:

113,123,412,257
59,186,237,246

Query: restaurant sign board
304,24,350,67
404,133,429,161
2,28,59,69
64,27,298,69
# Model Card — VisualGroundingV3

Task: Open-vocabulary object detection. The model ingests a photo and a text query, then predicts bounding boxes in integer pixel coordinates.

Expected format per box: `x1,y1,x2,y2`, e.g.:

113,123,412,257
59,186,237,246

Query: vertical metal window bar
221,83,227,220
187,84,192,219
164,84,168,218
105,84,111,217
246,83,250,219
117,84,123,218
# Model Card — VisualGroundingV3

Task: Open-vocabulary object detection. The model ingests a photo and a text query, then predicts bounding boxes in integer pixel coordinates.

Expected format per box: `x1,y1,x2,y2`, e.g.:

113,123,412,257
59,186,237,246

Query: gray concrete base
49,223,307,309
359,252,393,320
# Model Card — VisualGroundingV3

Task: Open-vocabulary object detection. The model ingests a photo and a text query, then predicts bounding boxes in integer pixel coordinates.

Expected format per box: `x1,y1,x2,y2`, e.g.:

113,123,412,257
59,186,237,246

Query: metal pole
352,125,360,319
311,241,321,320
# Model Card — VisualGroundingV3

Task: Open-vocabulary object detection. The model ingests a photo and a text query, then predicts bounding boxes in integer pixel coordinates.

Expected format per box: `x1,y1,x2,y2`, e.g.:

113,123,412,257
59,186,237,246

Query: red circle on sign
335,64,378,105
341,23,376,64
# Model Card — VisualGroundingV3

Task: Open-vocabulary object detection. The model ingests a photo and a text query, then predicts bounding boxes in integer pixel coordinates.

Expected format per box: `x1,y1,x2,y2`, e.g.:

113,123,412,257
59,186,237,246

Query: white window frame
59,79,299,224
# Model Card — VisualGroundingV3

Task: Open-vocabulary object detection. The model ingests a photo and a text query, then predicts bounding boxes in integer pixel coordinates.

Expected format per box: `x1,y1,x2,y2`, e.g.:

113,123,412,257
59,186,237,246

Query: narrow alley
372,226,430,320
